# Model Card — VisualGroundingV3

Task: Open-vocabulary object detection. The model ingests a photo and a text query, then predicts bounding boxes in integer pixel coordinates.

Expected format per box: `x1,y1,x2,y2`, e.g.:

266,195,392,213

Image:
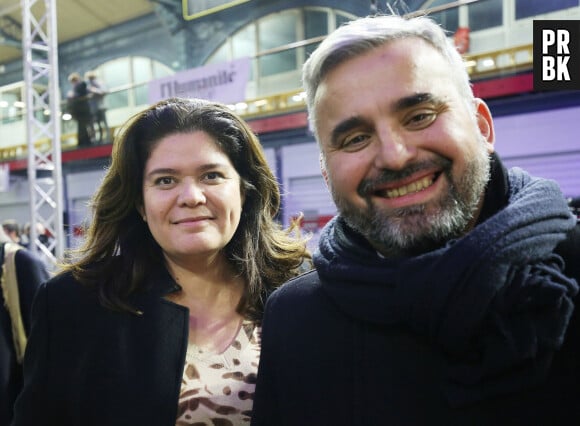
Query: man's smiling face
314,37,495,256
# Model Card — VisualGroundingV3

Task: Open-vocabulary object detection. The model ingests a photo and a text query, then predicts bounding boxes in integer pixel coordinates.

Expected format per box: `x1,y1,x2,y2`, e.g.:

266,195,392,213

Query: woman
12,98,311,425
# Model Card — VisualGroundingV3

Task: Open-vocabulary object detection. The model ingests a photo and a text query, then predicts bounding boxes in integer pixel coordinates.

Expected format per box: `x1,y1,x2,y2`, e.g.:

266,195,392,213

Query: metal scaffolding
21,0,64,266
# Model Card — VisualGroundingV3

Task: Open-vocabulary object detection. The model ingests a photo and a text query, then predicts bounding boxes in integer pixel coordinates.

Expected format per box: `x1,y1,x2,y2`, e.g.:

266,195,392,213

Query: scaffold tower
21,0,64,266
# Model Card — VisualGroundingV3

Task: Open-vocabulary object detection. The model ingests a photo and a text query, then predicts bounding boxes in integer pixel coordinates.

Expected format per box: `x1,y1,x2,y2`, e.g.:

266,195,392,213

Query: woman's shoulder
45,255,123,287
40,268,97,304
45,268,78,285
31,270,109,322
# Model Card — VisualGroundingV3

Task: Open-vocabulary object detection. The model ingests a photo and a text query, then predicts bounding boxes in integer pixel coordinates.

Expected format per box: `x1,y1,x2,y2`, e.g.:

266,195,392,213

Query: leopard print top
175,321,261,425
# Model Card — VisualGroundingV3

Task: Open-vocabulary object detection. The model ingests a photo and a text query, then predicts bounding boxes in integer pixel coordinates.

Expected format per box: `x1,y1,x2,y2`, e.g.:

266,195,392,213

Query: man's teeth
385,176,433,198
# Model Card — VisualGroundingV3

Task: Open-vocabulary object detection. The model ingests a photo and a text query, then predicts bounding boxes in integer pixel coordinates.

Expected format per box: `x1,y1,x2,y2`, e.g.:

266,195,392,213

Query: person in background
19,222,50,251
66,72,93,147
0,224,50,425
12,97,311,425
559,197,580,283
569,196,580,221
18,223,30,249
85,71,110,143
252,14,580,425
2,220,21,245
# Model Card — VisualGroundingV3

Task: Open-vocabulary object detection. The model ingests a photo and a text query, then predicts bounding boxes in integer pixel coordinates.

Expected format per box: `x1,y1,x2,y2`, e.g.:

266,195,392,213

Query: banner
148,57,251,105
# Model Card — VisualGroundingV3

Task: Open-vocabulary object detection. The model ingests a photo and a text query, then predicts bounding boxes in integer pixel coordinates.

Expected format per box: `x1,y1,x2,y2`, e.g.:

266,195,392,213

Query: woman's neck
164,254,246,353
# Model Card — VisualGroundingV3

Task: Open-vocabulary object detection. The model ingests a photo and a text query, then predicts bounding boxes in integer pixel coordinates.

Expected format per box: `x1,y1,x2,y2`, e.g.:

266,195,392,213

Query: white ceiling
0,0,155,65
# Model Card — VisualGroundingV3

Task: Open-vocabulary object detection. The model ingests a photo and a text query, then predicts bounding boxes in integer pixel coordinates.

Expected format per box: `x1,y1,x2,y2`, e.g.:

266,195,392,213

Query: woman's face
141,131,243,265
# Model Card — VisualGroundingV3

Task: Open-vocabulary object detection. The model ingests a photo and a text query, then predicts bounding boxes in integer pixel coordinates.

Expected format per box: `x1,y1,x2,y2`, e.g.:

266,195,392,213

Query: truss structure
21,0,64,266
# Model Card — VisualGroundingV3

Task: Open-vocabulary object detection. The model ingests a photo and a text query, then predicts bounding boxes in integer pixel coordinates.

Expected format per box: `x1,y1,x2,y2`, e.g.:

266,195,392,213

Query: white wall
493,105,580,197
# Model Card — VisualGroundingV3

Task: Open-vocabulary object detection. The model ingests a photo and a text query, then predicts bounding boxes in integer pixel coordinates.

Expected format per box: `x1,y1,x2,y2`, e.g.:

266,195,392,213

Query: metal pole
21,0,63,268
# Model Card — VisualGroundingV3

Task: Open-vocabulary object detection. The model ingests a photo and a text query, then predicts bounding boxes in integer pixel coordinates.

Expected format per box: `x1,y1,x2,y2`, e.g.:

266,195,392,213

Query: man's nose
373,126,417,170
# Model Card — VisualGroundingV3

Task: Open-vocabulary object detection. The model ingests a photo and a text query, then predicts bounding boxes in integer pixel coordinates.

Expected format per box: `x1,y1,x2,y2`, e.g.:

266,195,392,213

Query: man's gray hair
302,14,474,140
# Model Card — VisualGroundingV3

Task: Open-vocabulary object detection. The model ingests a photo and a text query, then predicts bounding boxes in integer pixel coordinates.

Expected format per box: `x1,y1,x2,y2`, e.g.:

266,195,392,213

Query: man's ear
320,153,329,188
474,98,495,153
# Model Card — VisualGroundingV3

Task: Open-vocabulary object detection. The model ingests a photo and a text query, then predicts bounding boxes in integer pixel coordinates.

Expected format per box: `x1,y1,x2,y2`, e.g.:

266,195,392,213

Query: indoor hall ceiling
0,0,155,66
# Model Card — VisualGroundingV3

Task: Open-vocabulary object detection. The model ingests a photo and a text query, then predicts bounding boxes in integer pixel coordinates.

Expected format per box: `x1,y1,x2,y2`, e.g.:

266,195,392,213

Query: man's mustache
357,157,452,197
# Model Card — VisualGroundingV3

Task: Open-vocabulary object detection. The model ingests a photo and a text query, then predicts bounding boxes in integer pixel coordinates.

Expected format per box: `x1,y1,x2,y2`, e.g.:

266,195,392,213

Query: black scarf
315,167,578,406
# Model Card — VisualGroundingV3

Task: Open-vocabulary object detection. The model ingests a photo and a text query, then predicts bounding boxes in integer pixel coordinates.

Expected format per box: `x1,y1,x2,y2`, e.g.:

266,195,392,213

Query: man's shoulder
265,270,321,306
287,268,322,284
263,270,350,338
275,269,322,296
265,269,340,317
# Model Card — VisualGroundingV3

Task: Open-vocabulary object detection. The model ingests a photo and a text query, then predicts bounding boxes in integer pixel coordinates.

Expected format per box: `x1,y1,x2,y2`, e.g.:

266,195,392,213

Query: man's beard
328,141,491,257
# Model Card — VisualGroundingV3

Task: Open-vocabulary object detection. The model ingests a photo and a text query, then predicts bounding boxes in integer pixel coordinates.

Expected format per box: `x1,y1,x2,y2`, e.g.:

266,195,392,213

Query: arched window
61,56,174,134
91,56,173,110
205,7,355,97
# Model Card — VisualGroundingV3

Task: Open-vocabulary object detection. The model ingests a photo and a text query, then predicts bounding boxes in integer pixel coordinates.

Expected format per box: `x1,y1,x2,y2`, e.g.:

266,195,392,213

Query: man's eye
406,112,436,129
341,134,370,151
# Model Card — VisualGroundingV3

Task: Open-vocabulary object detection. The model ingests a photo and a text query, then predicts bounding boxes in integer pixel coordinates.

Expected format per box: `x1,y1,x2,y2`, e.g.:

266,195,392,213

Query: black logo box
533,20,580,91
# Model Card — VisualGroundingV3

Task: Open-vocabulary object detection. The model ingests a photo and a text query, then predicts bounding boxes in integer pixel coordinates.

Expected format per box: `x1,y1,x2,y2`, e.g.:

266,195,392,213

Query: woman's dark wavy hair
62,97,311,320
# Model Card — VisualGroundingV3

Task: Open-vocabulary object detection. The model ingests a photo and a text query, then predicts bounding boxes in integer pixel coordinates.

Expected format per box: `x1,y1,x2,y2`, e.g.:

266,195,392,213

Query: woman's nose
178,180,206,206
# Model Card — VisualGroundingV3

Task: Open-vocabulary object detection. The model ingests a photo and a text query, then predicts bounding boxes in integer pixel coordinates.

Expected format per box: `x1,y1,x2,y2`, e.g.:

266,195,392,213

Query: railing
463,44,533,77
0,43,534,163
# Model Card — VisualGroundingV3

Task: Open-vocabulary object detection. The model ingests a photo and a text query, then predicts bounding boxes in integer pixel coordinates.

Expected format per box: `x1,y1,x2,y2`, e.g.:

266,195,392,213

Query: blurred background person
19,222,52,253
66,72,93,147
2,220,22,245
85,71,110,144
0,223,50,425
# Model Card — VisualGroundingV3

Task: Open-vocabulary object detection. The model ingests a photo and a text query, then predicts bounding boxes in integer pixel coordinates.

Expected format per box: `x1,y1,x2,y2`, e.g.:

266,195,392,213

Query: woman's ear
474,98,495,153
136,205,146,222
240,182,246,204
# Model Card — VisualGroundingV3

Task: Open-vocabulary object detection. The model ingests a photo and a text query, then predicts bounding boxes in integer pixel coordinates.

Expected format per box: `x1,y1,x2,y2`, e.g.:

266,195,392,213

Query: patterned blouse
175,321,261,425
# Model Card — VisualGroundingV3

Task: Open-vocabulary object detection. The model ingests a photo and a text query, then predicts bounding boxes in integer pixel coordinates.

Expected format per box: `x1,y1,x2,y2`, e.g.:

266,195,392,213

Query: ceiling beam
0,15,22,48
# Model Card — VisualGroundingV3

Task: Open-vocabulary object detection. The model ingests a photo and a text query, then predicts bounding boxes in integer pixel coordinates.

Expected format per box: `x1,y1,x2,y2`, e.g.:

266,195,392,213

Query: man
252,15,580,425
85,71,109,143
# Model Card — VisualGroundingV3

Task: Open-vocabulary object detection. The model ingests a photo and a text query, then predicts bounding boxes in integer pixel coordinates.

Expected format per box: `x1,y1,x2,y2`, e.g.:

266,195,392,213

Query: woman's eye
155,176,175,186
203,171,225,182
